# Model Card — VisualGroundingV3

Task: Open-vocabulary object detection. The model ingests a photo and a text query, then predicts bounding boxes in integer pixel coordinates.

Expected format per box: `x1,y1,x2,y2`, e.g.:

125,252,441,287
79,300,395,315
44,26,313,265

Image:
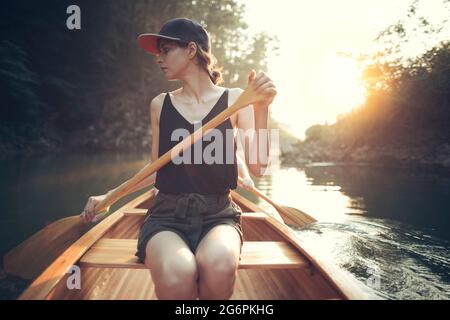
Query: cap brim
137,33,182,55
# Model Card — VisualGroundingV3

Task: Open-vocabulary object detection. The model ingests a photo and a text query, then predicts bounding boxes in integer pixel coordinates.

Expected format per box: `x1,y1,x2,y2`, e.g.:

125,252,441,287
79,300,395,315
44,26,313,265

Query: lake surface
1,151,449,299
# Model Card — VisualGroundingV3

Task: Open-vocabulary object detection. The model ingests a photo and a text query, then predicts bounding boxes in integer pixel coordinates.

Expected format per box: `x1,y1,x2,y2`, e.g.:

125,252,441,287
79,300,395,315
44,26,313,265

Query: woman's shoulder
150,92,166,104
149,93,167,123
227,87,244,104
215,86,242,94
227,87,244,94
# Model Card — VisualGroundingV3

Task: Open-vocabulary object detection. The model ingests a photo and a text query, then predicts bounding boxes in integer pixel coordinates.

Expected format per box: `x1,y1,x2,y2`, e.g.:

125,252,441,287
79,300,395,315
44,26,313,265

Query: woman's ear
187,41,198,59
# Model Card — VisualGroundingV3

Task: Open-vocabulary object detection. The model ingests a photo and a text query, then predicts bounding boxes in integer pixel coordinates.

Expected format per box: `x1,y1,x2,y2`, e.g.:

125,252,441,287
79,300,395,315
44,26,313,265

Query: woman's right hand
80,194,109,223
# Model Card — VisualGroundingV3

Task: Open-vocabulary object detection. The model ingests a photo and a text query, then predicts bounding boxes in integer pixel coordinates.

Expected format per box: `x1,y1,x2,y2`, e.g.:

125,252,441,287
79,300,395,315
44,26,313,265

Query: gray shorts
135,191,244,263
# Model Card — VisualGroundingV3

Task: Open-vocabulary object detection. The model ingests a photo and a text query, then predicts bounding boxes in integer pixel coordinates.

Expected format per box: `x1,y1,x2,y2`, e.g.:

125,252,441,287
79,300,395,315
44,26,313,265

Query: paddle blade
277,206,317,227
3,215,86,280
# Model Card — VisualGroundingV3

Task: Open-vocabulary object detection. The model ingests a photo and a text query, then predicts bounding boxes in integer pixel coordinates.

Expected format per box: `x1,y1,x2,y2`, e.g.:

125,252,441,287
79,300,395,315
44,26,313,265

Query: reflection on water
0,151,152,264
252,164,450,300
0,152,449,299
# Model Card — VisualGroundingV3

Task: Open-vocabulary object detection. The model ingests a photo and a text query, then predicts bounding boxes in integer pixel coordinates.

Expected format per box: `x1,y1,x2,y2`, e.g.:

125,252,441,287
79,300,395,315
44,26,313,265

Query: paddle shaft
238,177,281,210
92,86,263,215
238,177,317,225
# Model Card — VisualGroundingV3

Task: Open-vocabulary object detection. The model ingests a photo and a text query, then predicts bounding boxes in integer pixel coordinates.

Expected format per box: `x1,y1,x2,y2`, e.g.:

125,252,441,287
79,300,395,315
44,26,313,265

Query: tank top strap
204,88,229,122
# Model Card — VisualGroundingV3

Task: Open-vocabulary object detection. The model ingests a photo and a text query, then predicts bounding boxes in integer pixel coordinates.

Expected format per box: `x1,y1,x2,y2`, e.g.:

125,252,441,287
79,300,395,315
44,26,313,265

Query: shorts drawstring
174,193,208,220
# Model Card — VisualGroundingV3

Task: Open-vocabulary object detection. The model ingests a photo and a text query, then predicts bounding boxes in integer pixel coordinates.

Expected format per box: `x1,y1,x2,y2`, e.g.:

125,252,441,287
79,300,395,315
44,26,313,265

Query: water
254,165,450,299
0,152,449,299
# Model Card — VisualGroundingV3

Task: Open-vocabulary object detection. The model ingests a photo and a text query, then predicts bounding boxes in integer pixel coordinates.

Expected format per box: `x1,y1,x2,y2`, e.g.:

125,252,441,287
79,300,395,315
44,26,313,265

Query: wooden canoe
18,189,367,300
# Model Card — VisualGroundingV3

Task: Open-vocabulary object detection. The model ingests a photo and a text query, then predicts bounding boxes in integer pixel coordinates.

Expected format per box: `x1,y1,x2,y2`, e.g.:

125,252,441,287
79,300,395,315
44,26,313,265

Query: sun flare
320,54,367,117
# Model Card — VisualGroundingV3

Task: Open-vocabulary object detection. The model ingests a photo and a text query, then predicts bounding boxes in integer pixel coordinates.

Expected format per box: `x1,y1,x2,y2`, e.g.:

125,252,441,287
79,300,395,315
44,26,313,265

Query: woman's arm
236,153,255,190
236,153,251,179
81,94,164,223
231,71,277,178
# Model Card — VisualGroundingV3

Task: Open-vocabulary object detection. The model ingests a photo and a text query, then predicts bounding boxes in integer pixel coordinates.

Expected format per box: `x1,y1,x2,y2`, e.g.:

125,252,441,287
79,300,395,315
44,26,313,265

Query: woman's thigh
145,230,198,278
194,224,242,268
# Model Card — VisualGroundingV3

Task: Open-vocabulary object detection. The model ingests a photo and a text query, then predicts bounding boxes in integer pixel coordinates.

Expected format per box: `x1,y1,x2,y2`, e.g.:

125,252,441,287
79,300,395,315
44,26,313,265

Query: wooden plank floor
57,267,339,300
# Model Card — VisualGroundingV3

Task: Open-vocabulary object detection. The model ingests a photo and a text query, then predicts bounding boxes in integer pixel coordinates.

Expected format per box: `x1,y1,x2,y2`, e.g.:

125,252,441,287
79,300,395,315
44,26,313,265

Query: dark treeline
286,1,450,168
0,0,276,157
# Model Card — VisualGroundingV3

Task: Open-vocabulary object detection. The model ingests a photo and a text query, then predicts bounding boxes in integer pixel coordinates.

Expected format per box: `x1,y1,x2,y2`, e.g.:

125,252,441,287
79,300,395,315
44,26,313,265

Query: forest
0,0,277,157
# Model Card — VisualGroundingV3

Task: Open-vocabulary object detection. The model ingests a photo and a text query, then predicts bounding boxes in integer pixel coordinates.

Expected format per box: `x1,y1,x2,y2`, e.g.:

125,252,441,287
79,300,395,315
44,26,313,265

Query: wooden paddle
2,209,111,280
3,77,268,280
238,177,317,226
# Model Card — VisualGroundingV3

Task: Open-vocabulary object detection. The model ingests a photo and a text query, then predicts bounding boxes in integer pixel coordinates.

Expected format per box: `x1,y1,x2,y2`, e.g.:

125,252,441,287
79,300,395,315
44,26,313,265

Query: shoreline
3,143,450,176
280,158,450,176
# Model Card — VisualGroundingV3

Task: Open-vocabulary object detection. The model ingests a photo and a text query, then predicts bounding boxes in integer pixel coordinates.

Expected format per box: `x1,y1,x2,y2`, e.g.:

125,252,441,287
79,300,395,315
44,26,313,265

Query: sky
239,0,450,139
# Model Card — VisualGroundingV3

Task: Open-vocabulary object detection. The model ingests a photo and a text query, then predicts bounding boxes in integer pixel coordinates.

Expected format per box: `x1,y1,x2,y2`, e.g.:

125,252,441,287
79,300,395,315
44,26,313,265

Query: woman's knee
196,246,239,277
165,257,197,281
149,256,198,300
196,247,238,299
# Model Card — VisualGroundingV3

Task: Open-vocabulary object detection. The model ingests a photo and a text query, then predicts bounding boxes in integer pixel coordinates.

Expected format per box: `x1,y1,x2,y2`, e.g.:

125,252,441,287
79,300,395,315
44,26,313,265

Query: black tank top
154,88,238,195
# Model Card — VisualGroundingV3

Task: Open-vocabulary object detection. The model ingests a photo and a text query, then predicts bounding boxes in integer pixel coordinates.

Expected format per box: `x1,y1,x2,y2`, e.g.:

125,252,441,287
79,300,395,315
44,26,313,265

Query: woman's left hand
248,70,277,109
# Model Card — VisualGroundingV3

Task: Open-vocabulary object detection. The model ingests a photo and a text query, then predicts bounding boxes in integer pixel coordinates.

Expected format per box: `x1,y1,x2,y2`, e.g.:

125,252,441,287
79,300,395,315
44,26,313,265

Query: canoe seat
80,238,308,270
123,208,268,220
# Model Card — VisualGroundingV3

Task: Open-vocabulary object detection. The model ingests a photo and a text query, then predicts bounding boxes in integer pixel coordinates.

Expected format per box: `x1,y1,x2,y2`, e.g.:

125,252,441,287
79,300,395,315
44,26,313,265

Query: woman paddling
82,17,276,300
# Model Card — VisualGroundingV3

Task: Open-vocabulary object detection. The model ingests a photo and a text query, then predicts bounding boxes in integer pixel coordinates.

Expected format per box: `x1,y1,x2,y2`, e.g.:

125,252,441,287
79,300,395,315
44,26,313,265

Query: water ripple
294,219,450,299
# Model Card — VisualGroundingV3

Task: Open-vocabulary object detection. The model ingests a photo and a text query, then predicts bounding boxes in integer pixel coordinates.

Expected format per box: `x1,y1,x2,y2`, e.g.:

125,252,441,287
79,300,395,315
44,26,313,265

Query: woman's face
155,40,191,81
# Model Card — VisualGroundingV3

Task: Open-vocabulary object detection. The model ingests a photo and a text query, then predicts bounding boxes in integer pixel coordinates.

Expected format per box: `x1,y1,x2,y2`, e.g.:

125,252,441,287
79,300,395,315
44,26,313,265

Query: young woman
81,18,276,300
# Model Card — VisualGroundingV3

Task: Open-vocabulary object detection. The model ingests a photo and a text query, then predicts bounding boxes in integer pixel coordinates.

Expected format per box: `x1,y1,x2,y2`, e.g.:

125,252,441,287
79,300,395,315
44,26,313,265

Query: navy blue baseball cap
138,18,210,55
